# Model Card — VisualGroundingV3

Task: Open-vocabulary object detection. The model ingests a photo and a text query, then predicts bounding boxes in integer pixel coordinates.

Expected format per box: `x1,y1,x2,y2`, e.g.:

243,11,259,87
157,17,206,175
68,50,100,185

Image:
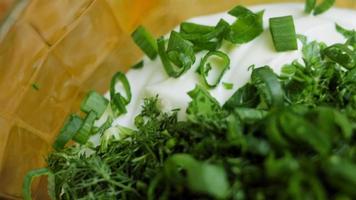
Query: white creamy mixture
92,3,356,142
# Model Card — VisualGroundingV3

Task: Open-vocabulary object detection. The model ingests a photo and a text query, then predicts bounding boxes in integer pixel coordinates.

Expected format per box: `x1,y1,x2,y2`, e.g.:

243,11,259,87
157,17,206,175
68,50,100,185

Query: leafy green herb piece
73,111,97,144
304,0,335,15
304,0,316,14
31,83,39,91
164,154,229,199
269,15,298,52
23,168,53,200
223,83,259,110
225,6,264,44
132,60,144,69
223,82,234,90
323,43,356,69
110,72,131,116
251,66,284,108
167,31,196,70
157,31,196,78
313,0,335,15
180,19,230,51
53,114,82,150
80,91,108,119
131,26,158,60
180,22,215,35
197,50,230,88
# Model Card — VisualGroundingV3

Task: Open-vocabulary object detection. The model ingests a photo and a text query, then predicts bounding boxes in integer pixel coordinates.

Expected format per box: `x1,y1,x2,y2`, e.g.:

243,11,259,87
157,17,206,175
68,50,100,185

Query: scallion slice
269,15,298,52
131,26,158,60
131,60,144,69
228,5,254,17
180,19,229,51
223,82,234,90
180,22,214,34
313,0,335,15
110,72,132,116
157,32,195,78
23,168,51,200
251,66,284,108
304,0,316,14
225,9,264,44
53,114,83,150
80,91,108,119
167,31,195,69
73,111,97,144
198,51,230,88
323,44,356,69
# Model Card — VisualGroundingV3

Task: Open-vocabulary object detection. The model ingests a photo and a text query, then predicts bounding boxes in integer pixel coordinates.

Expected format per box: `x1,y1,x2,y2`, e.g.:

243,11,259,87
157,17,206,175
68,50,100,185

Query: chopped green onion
180,19,230,51
97,116,113,136
225,8,264,44
304,0,316,14
323,44,356,69
53,114,83,150
110,72,132,116
223,83,259,110
313,0,335,15
180,22,214,34
223,82,234,90
167,31,195,69
31,83,39,91
157,37,185,77
228,5,253,17
251,66,284,108
198,51,230,88
157,32,195,78
335,24,356,39
80,91,108,119
131,60,144,69
73,111,97,144
131,26,158,60
269,15,298,52
23,168,51,200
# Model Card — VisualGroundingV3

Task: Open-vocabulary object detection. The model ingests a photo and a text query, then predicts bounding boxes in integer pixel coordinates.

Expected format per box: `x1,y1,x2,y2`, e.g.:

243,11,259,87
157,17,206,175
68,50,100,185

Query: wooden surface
0,0,355,199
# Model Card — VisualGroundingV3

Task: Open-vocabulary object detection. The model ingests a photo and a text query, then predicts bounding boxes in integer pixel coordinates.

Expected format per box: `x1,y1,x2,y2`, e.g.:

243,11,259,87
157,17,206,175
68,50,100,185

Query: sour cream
92,3,356,142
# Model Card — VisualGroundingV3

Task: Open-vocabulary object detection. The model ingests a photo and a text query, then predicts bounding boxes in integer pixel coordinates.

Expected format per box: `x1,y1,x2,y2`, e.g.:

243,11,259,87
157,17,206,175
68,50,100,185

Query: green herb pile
23,2,356,200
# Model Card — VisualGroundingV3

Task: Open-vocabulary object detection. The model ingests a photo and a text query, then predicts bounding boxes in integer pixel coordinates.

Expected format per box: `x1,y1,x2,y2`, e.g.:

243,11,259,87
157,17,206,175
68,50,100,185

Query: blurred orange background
0,0,355,199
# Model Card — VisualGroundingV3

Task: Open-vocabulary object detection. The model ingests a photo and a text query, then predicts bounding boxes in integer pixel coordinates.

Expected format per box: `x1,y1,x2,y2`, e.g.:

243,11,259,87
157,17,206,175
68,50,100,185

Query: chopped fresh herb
131,60,144,69
269,15,298,52
80,91,108,119
110,72,131,116
223,82,234,90
31,83,39,91
197,51,230,88
157,31,196,78
53,114,82,150
131,26,158,60
225,6,264,44
251,66,284,108
23,168,54,200
72,111,97,144
25,4,356,200
304,0,316,13
305,0,335,15
313,0,335,15
179,19,230,51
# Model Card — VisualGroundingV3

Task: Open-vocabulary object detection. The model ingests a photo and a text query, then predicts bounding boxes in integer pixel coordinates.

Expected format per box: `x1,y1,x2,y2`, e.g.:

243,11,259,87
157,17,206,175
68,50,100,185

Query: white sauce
91,3,356,143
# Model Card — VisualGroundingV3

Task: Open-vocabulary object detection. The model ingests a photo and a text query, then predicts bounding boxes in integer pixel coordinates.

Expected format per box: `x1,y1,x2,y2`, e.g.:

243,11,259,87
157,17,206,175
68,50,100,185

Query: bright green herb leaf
197,50,230,88
73,111,97,144
53,114,82,150
80,91,108,119
131,26,158,60
269,15,298,52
